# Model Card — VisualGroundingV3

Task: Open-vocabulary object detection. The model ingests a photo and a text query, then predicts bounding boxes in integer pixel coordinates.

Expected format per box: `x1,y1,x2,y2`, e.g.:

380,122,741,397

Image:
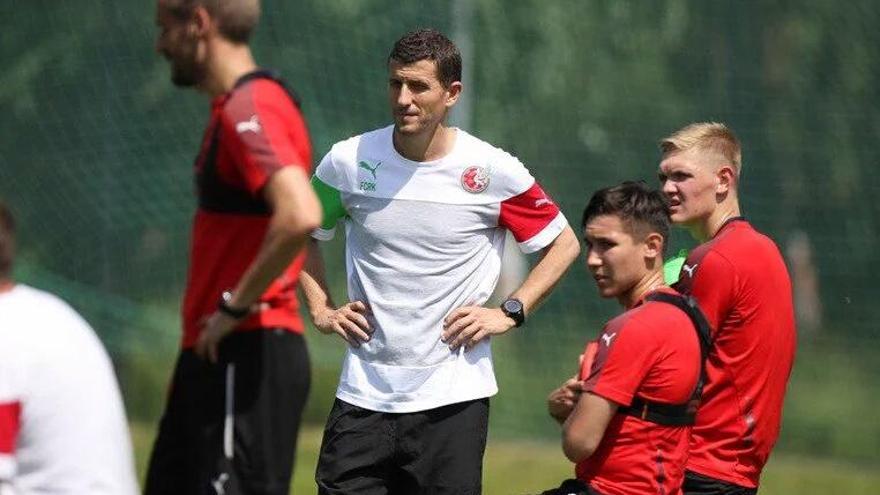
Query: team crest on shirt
461,166,490,193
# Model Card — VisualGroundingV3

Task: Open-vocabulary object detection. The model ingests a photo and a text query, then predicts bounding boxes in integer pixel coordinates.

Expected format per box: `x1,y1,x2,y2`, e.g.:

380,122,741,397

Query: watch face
503,299,523,314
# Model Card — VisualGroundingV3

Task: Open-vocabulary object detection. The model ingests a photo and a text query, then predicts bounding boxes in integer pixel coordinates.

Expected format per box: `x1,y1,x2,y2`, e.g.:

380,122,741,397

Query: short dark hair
389,28,462,88
581,181,671,251
166,0,260,43
0,201,16,281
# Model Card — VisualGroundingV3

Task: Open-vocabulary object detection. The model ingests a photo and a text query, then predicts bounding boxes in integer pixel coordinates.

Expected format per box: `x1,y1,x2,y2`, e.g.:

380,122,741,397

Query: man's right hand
547,376,583,423
314,301,373,347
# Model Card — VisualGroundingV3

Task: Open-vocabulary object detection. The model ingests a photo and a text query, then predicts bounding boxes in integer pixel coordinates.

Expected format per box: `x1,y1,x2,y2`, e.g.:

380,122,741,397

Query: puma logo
212,472,229,495
534,197,553,208
235,115,261,134
601,332,617,346
682,263,698,278
358,160,382,180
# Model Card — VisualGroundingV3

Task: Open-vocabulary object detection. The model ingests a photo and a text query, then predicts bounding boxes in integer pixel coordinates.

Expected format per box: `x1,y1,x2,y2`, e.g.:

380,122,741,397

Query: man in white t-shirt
300,28,581,494
0,202,139,495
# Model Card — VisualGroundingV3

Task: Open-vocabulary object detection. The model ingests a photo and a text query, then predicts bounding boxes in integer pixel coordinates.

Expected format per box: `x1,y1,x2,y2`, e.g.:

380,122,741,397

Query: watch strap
218,291,249,319
501,298,525,327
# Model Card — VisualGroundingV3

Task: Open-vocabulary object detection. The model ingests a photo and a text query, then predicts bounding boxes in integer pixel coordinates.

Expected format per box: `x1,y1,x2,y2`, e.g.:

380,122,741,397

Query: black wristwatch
501,298,525,327
218,290,249,320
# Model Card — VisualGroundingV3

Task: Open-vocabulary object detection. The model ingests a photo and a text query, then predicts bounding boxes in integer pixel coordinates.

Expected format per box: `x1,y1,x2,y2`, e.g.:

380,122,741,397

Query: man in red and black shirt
541,182,705,495
145,1,321,494
658,123,796,494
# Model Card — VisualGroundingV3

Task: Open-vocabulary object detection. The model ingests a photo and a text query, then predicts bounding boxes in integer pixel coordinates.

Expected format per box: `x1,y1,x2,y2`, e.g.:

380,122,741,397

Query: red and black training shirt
576,288,701,495
181,70,312,349
674,218,797,488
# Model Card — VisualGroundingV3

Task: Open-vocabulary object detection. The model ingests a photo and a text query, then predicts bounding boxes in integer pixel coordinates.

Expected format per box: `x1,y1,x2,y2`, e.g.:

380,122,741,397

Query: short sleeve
498,182,567,253
0,398,20,480
578,341,600,382
311,175,346,241
0,330,22,480
221,80,313,194
582,319,659,407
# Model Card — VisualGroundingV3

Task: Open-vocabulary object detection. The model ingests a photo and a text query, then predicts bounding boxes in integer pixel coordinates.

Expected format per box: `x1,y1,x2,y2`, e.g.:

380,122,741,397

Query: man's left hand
195,311,240,363
548,376,583,423
442,306,516,351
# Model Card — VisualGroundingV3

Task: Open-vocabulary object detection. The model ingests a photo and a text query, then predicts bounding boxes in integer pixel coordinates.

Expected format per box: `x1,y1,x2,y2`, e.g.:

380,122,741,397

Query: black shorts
683,470,758,495
533,478,602,495
143,330,310,495
316,398,490,495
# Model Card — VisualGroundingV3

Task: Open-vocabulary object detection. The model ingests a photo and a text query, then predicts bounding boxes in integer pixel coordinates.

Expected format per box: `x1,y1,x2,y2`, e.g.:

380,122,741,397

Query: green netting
1,0,878,465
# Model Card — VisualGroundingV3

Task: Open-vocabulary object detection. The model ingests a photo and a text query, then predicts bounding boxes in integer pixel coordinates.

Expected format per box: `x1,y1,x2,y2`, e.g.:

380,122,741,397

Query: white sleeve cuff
311,227,336,242
517,212,568,254
0,454,15,482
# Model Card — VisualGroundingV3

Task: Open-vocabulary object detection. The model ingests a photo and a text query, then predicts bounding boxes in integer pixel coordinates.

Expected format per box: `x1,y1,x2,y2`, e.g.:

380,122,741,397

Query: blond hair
660,122,742,174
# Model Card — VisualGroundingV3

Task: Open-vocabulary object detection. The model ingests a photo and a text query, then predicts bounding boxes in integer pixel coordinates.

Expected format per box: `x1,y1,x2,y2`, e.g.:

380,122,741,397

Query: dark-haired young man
0,202,139,494
541,182,706,495
300,28,580,494
658,123,796,494
146,0,322,493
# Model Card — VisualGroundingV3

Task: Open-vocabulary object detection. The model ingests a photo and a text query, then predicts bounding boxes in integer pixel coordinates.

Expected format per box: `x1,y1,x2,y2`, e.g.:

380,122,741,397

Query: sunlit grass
132,422,880,494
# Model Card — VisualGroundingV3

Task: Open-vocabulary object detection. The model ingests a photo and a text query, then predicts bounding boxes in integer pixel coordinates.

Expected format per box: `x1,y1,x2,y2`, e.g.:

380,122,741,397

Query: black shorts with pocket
316,397,490,495
143,330,310,495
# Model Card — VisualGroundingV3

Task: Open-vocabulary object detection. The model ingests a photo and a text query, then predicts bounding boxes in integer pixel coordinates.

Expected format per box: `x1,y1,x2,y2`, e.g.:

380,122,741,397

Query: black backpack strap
234,69,302,107
617,291,713,426
622,397,698,426
644,292,712,357
196,69,302,215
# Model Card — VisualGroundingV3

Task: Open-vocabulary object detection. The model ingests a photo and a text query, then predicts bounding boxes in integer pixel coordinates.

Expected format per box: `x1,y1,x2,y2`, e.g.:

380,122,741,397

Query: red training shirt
181,71,312,349
577,288,701,495
674,218,796,488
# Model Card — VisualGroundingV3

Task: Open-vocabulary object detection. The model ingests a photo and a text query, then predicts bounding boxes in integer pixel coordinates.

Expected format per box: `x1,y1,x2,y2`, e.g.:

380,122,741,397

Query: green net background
1,0,878,467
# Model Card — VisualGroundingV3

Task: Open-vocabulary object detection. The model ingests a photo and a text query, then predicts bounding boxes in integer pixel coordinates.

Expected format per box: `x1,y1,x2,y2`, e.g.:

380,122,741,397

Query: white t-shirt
0,285,139,495
312,126,567,412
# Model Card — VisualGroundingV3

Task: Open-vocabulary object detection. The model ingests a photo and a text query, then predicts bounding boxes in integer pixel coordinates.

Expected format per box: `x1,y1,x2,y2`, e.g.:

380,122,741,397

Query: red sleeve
582,317,659,406
578,341,600,381
222,80,313,194
686,250,737,333
498,182,563,249
0,401,20,456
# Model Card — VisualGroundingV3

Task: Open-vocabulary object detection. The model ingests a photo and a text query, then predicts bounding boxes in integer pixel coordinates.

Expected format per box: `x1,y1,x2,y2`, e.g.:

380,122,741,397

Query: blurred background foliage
1,0,878,477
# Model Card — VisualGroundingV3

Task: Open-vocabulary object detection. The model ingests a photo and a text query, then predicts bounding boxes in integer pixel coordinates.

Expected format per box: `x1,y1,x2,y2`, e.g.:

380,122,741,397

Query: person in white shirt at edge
0,201,139,495
300,28,581,495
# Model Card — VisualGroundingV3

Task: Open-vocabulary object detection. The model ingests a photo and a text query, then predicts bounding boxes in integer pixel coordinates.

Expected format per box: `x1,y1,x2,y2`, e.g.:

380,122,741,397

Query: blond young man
658,123,796,494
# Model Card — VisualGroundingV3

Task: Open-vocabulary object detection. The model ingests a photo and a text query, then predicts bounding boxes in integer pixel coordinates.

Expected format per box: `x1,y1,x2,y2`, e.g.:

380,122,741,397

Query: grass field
131,422,880,494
